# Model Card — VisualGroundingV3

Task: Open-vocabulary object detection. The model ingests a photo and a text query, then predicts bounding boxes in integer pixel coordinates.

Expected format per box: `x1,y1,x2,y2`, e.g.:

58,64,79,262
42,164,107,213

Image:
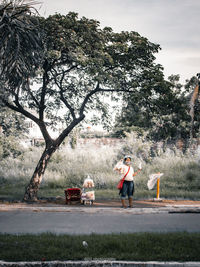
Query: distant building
22,119,115,148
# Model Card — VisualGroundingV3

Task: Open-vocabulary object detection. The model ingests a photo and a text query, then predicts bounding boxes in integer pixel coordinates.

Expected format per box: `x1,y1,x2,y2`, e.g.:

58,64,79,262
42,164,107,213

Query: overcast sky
38,0,200,83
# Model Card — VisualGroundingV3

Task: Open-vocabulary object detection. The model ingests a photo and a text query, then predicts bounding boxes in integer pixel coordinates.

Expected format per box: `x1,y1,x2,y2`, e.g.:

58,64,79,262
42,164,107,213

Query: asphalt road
0,210,200,234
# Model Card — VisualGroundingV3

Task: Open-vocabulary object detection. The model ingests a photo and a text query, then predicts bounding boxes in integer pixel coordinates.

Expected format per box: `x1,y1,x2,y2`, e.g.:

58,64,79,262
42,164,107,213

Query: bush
0,135,24,160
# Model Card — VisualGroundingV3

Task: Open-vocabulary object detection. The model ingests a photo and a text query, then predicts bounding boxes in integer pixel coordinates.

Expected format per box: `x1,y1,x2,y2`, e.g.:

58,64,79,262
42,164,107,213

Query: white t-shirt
113,161,134,181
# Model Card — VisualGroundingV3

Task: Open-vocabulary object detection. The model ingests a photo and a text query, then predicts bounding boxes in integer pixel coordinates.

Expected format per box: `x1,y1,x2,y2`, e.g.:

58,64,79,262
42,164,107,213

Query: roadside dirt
1,198,200,208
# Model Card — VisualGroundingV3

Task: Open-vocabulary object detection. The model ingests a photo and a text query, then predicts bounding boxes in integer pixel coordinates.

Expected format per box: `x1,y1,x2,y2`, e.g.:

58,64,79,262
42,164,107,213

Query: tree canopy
113,74,200,141
0,6,161,146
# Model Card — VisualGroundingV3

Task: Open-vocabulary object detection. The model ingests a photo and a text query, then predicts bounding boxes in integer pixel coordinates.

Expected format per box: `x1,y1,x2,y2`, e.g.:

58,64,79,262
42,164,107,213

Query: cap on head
124,155,132,161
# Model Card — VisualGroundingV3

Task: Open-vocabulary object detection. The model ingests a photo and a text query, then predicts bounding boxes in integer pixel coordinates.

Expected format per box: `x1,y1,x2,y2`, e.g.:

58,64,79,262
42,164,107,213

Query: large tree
0,1,161,201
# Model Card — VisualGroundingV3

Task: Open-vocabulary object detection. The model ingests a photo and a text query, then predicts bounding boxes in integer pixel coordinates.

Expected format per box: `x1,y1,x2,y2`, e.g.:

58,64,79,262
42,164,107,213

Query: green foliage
114,74,200,141
0,135,24,160
1,6,162,132
0,106,26,161
29,12,161,128
0,107,27,137
0,0,43,87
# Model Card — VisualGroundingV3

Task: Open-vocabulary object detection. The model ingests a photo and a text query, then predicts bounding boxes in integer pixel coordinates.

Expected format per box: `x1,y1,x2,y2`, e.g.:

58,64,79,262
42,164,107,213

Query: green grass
0,232,199,261
1,183,200,203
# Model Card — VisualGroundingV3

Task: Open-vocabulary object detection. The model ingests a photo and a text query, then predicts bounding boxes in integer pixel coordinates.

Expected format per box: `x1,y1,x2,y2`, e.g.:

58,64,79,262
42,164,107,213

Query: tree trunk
23,117,85,202
23,144,56,202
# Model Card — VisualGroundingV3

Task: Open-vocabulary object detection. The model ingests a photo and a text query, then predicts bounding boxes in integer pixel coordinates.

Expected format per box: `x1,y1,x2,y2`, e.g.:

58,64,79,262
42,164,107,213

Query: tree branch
79,83,134,116
51,65,78,77
59,89,76,120
79,82,100,116
98,87,134,93
55,115,85,147
1,95,39,124
39,61,51,121
0,94,53,145
24,78,40,107
52,69,76,120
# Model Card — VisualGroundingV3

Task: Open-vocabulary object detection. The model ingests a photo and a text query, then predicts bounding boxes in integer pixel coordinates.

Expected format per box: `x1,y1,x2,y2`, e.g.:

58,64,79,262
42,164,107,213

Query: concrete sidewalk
0,199,200,214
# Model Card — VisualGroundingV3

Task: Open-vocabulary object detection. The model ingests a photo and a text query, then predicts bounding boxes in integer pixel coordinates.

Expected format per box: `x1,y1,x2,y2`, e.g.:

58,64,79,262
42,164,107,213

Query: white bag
147,173,163,190
82,176,94,188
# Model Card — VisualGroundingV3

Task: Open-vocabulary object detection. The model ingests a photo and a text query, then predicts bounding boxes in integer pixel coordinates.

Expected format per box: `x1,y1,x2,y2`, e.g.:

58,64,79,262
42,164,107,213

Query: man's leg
121,199,126,208
121,182,127,208
128,197,133,208
128,181,134,208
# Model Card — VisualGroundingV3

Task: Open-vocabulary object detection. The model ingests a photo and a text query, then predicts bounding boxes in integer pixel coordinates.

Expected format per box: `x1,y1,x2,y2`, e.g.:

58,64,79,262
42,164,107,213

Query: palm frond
0,0,43,86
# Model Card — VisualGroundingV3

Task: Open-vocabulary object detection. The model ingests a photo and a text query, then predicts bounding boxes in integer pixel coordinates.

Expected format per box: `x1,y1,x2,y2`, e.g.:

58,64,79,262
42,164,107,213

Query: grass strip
1,185,200,202
0,232,199,262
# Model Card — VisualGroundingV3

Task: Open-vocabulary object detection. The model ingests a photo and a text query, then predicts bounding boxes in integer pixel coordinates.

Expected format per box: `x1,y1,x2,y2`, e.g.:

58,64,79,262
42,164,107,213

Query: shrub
0,135,24,160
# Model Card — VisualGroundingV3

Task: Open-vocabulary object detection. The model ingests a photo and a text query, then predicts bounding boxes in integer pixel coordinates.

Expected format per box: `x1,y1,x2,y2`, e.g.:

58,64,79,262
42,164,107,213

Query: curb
0,204,200,214
0,261,200,267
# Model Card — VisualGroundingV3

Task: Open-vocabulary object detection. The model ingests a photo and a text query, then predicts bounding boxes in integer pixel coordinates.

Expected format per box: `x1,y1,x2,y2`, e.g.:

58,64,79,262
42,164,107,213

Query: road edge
0,260,200,266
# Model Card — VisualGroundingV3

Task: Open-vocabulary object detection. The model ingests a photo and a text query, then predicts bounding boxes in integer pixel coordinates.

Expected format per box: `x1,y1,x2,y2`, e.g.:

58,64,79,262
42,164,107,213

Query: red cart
64,188,81,204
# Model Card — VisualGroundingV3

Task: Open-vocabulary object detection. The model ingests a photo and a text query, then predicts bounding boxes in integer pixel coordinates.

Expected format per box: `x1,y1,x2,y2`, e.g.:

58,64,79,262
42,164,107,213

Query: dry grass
0,136,200,201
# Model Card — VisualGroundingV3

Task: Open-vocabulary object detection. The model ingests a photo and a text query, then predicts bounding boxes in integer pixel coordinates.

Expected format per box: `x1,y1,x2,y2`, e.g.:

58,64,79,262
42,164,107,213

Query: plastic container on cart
81,175,95,205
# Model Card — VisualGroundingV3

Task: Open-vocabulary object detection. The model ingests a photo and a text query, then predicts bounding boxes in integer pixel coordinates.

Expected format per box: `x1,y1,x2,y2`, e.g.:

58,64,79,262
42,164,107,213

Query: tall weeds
0,134,200,200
